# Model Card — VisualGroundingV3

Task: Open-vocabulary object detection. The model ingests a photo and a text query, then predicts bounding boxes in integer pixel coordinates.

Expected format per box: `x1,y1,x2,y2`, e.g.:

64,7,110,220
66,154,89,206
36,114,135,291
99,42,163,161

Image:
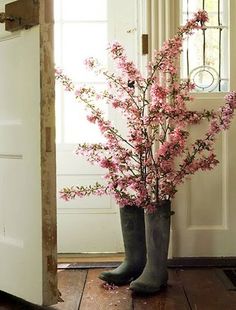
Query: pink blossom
55,67,63,75
56,10,236,210
117,56,142,81
151,84,168,102
108,41,124,59
110,98,121,108
99,158,117,170
194,10,209,24
84,57,98,70
87,115,97,123
225,91,236,108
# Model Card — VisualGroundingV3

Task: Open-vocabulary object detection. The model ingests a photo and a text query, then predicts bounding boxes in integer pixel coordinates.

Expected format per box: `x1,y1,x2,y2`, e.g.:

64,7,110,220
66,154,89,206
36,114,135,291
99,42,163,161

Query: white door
171,0,236,257
122,0,236,258
56,0,140,253
172,98,236,257
0,0,57,305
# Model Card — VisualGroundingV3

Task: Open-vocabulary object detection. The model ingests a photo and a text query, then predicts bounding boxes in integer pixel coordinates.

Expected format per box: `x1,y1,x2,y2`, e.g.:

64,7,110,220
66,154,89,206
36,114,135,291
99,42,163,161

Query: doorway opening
54,0,141,255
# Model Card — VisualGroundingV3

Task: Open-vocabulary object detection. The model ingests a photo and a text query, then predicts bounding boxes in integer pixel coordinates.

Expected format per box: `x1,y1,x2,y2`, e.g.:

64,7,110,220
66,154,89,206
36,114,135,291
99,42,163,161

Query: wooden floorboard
79,269,132,310
53,270,87,310
1,268,236,309
132,270,191,310
178,268,236,310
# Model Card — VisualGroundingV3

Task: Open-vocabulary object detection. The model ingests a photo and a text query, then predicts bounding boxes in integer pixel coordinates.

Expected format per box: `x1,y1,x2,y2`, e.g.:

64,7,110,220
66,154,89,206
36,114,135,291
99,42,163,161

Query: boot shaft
129,201,172,293
144,200,171,266
120,205,146,262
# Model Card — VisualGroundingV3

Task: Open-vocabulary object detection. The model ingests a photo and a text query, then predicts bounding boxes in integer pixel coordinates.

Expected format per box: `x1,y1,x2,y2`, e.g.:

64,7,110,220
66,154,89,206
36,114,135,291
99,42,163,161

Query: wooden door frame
39,0,57,305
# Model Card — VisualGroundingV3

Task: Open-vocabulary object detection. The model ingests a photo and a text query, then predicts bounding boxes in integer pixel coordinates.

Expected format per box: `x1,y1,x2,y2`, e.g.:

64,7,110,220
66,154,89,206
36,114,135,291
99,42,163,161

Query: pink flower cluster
56,10,236,212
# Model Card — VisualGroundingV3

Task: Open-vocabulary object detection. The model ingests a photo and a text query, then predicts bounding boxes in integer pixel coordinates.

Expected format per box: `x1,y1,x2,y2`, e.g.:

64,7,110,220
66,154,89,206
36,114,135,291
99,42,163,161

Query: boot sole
129,282,167,294
98,273,135,286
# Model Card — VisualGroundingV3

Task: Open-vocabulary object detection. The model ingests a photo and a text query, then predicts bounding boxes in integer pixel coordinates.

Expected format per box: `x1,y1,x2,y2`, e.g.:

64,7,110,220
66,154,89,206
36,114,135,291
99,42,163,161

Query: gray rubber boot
130,200,171,294
99,205,146,285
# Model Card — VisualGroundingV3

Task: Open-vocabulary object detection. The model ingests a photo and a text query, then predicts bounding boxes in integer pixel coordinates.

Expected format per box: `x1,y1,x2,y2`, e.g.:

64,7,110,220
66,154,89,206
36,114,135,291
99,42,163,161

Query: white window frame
142,0,236,99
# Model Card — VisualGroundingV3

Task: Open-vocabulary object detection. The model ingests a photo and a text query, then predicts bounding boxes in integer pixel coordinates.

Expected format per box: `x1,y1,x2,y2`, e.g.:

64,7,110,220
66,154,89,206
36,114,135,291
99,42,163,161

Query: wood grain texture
2,268,236,309
39,0,57,305
53,270,87,310
178,268,236,310
79,269,133,310
133,270,190,310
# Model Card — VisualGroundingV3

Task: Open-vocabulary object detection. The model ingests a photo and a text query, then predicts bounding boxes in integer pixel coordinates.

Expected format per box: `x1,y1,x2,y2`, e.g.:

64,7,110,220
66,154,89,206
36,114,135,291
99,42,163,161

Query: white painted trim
229,0,236,89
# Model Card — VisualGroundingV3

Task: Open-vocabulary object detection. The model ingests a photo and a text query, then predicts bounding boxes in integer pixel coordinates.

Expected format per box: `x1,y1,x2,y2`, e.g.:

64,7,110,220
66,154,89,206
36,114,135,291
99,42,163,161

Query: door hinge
0,0,39,32
142,34,149,55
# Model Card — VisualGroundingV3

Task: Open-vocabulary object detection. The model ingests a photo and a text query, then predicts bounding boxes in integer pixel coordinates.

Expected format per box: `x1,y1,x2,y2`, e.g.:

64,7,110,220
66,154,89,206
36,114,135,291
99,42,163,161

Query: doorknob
0,0,39,32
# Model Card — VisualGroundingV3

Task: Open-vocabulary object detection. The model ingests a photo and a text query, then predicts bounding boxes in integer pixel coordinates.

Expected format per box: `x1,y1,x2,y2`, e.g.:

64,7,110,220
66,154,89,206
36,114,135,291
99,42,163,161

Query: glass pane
220,28,229,91
204,1,219,13
54,0,61,21
205,28,219,69
54,23,62,66
182,0,202,20
181,0,229,92
206,12,219,27
182,0,224,26
55,84,62,143
61,0,107,21
63,86,108,144
181,31,203,79
55,0,109,144
61,23,107,82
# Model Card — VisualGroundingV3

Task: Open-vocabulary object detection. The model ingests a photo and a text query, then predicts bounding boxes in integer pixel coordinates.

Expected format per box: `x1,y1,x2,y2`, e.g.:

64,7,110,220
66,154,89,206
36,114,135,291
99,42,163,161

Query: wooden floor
1,268,236,310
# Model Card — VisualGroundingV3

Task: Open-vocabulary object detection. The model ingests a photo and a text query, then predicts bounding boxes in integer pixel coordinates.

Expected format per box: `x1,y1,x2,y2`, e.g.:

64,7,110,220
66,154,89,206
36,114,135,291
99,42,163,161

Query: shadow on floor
0,291,54,310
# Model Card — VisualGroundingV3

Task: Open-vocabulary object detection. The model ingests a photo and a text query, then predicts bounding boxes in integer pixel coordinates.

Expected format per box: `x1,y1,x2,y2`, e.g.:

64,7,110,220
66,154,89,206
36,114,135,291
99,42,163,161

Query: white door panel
172,96,236,257
0,24,43,303
0,0,56,305
170,0,236,258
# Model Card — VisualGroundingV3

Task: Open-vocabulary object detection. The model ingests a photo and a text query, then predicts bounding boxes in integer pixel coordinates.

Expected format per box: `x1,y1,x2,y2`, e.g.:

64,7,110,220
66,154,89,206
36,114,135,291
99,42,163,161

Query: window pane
63,86,107,144
54,0,61,21
61,23,107,82
55,0,109,144
181,0,202,24
54,23,62,66
181,0,229,92
204,1,219,13
61,0,107,21
55,84,62,143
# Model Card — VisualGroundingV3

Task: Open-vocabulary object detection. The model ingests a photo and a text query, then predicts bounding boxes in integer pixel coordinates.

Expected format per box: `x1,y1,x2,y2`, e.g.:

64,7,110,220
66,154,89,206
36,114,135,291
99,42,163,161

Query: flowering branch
56,10,236,212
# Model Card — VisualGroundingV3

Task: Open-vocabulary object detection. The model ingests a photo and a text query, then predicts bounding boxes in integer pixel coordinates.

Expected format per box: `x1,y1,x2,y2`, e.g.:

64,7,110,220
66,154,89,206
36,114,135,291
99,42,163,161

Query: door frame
39,0,57,305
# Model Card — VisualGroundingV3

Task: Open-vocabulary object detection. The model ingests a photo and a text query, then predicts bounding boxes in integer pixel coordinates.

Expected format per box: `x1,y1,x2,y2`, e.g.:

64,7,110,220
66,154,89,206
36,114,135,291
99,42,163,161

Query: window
54,0,108,144
181,0,229,92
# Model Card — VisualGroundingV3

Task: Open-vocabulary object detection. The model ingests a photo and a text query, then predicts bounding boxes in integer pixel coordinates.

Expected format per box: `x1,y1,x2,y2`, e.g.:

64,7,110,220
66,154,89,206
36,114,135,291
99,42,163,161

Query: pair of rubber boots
99,201,171,294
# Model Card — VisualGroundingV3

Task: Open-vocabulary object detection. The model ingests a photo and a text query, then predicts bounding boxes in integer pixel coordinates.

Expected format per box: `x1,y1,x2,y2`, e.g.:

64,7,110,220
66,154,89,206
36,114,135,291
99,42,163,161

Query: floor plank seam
182,285,192,310
77,270,89,310
177,270,193,310
131,294,134,310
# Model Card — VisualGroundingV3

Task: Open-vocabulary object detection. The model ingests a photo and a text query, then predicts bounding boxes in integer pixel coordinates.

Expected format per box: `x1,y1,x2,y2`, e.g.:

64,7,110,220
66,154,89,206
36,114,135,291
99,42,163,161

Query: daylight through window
181,0,229,92
54,0,108,144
